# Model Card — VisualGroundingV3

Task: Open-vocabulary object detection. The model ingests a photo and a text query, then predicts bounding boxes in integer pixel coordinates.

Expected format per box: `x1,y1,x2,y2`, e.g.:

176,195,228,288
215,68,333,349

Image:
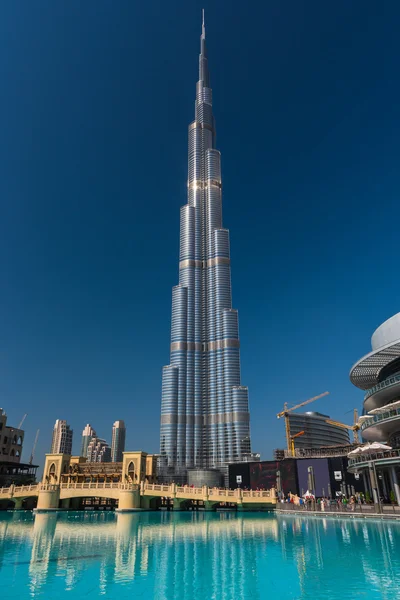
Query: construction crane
325,410,360,444
29,429,39,465
277,392,330,456
290,431,305,456
18,414,27,429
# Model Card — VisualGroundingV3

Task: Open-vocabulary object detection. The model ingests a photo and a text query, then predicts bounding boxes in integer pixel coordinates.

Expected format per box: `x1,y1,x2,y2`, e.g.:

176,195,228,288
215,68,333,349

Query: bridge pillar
13,497,24,510
116,487,141,512
36,485,60,511
141,496,152,510
173,498,184,511
61,498,71,509
204,501,216,512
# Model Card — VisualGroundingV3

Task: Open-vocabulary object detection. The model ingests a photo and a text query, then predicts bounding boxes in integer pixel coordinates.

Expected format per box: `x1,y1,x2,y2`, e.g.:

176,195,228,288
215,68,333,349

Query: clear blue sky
1,0,400,465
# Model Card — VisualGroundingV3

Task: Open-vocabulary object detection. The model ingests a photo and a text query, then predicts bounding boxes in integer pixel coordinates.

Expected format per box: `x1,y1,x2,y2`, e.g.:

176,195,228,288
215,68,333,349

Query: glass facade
81,424,96,458
288,412,350,449
160,17,252,477
111,420,126,463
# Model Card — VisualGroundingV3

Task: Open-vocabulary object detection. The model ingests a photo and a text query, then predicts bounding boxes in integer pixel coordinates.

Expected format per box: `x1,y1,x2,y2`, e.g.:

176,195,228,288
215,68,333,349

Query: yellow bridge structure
0,481,277,511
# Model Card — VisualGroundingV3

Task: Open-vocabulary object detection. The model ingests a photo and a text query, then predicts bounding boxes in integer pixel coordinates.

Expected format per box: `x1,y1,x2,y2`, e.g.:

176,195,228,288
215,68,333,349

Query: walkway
277,503,400,520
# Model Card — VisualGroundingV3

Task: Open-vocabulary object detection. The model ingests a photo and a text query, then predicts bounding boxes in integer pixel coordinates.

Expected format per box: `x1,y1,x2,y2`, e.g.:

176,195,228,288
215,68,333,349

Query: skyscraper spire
160,16,253,483
199,10,208,86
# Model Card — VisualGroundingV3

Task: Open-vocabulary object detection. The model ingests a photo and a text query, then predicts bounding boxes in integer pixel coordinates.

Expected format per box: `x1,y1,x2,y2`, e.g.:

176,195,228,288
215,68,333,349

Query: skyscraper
81,424,96,458
160,14,253,480
86,437,111,463
51,419,73,455
111,420,126,462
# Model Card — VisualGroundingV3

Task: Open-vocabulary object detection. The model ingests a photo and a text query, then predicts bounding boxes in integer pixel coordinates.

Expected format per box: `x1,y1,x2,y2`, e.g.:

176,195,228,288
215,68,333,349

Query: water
1,511,400,599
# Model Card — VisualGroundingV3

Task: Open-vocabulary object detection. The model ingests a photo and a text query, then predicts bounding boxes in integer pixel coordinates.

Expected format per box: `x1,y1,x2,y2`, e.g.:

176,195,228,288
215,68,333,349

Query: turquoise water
1,511,400,599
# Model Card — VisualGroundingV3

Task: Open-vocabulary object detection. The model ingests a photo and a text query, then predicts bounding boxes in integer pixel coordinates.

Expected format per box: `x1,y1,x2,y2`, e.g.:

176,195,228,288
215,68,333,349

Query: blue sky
1,0,400,465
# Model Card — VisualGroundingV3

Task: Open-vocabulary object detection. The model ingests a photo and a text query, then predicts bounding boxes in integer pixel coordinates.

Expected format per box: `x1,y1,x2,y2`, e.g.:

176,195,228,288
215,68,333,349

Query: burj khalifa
160,13,253,481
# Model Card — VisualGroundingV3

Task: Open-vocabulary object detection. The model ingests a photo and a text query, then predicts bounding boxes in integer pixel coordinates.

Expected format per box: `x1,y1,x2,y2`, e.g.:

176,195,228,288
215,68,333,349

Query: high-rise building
86,437,111,463
288,412,350,449
159,14,253,481
50,419,73,455
111,420,126,462
81,424,96,458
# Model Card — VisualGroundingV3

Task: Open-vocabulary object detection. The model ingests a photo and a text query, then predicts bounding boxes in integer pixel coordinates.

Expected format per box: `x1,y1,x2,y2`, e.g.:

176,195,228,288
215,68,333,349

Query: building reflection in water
22,512,282,598
2,511,400,598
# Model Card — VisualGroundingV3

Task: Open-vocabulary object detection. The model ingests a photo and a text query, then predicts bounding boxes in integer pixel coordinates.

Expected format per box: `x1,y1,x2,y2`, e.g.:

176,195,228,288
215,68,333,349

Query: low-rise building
0,409,37,487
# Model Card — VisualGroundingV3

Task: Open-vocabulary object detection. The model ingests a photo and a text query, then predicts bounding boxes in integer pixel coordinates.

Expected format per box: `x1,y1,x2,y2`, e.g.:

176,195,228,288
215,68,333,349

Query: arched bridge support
36,485,60,511
204,501,219,512
115,486,141,512
173,498,192,511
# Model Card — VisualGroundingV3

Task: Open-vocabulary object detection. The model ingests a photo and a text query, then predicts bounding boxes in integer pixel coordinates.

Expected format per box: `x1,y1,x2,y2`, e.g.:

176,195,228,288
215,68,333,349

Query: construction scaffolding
281,443,360,460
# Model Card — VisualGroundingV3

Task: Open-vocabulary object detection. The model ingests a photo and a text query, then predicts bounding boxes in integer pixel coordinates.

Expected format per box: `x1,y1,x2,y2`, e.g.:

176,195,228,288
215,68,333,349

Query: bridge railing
143,483,174,493
40,484,61,492
176,486,204,496
0,484,40,496
60,482,122,490
208,488,237,498
242,490,273,498
13,484,40,493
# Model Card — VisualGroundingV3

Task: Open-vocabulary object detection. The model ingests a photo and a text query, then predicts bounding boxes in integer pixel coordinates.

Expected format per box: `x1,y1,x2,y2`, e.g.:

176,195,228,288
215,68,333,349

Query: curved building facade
289,412,350,449
159,16,252,480
349,313,400,505
350,313,400,446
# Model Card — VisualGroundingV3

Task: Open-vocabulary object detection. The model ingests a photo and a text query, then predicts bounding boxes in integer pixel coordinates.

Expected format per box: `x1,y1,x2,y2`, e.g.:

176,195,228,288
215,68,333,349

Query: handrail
360,406,400,431
364,372,400,400
349,448,400,467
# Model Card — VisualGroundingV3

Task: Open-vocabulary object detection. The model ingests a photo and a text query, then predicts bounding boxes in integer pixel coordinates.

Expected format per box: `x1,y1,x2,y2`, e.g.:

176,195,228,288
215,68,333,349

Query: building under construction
288,411,350,449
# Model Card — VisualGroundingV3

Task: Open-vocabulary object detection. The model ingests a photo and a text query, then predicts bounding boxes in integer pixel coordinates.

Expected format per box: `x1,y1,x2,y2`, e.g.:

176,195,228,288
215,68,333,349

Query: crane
29,429,39,465
290,431,305,456
277,392,330,456
325,410,360,444
18,414,27,429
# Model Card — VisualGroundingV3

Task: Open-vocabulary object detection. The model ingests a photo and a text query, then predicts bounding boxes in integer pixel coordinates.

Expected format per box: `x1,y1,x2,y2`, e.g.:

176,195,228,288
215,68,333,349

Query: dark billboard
328,457,365,496
228,462,250,489
249,460,298,495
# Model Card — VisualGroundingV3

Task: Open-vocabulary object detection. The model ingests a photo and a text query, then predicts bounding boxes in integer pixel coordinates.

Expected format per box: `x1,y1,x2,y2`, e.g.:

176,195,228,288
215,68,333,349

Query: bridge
0,481,277,511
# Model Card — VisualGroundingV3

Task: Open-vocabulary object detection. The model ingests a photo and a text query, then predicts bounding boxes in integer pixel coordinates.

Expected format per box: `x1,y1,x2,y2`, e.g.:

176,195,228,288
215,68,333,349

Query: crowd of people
279,492,370,511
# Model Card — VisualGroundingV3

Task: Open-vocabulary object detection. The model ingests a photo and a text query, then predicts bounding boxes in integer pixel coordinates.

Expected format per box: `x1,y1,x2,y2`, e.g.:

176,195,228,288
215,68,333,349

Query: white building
87,437,111,463
50,419,73,455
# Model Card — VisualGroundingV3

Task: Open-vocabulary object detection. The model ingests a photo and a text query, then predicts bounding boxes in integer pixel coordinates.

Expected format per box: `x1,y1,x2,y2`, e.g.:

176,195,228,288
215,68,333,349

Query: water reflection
1,511,400,599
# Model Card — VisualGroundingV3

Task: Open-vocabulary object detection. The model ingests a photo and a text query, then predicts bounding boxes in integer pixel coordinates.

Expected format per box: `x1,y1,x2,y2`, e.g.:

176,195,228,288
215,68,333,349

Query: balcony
364,372,400,412
359,406,400,442
348,448,400,470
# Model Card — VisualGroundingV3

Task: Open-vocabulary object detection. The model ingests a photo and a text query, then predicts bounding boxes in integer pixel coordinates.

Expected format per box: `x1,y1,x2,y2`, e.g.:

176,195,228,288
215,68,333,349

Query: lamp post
276,470,282,500
369,461,381,513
